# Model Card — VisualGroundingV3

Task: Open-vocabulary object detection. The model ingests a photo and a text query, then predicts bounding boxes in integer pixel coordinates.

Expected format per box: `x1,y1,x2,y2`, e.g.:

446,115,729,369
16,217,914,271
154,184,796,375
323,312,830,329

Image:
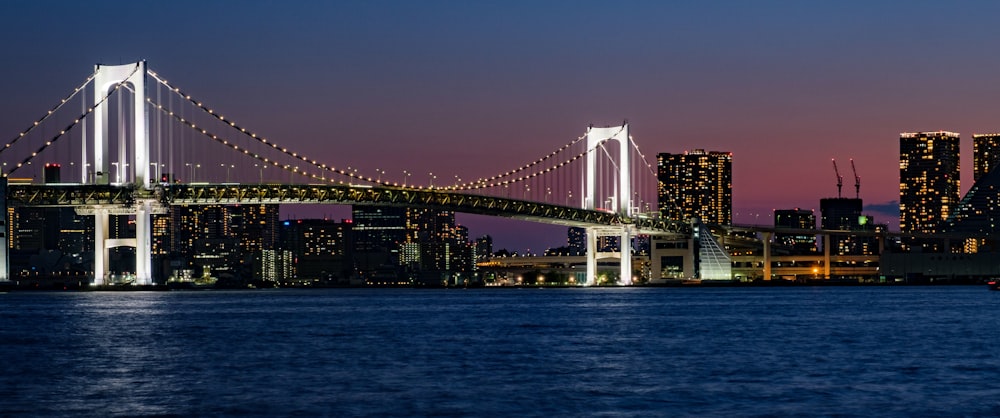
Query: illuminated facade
568,227,586,256
657,150,733,225
974,133,1000,182
475,235,493,260
899,131,960,235
402,208,473,274
281,218,354,280
168,204,279,275
945,161,1000,252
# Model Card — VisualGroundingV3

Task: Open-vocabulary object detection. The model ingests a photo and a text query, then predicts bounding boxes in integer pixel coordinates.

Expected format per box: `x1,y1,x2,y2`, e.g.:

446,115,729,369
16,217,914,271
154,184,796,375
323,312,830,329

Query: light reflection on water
2,287,1000,417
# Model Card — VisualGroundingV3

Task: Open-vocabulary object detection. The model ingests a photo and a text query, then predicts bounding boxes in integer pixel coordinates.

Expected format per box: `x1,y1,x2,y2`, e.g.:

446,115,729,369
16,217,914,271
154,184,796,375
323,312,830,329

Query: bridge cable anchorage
147,70,403,189
0,72,95,158
9,64,141,174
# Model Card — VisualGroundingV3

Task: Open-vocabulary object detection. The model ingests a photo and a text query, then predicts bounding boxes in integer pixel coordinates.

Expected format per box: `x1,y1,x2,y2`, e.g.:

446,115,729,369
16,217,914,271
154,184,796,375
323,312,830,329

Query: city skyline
5,2,1000,251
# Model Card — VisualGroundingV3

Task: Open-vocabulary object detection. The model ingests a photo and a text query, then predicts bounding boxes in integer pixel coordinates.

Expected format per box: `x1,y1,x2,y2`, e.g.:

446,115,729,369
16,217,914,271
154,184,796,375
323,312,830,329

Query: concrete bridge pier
93,209,109,285
0,177,8,282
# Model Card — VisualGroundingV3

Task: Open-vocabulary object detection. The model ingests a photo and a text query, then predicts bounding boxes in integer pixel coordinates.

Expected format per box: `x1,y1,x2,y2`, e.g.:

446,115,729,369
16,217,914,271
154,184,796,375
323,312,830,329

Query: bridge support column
620,228,632,285
586,228,597,286
762,232,772,280
93,209,109,285
135,201,153,285
0,177,8,282
823,234,831,279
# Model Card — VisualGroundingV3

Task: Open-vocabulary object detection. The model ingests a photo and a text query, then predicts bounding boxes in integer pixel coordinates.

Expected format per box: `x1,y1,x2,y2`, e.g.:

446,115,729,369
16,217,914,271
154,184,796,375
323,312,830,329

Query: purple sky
3,1,1000,252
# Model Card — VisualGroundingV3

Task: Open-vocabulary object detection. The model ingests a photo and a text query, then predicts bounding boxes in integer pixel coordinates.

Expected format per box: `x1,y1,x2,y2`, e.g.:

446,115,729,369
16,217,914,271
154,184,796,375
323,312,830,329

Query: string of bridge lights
0,72,96,157
148,69,598,192
446,123,628,190
8,66,139,175
449,133,587,189
444,138,620,192
628,135,658,176
147,97,373,186
146,70,411,188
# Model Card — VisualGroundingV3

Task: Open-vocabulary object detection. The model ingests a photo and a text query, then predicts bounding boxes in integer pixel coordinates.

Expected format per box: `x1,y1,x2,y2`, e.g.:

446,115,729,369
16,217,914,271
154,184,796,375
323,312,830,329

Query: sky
3,1,1000,252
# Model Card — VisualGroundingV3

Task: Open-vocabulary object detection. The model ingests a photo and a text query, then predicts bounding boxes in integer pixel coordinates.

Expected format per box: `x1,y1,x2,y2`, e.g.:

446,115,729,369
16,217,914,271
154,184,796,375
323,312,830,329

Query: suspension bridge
0,60,689,286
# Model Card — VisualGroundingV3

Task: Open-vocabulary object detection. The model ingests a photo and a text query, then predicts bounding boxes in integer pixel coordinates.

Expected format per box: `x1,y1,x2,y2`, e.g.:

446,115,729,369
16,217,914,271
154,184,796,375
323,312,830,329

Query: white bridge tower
583,122,635,286
87,61,158,286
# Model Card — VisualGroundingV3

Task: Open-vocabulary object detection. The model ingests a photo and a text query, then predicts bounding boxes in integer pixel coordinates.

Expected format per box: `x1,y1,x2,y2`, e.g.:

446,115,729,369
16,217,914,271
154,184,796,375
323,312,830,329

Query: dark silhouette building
774,208,816,253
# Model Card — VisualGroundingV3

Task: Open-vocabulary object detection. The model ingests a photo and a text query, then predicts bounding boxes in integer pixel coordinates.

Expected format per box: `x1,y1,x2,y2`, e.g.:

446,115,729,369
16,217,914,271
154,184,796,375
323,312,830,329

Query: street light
429,172,436,188
403,170,411,186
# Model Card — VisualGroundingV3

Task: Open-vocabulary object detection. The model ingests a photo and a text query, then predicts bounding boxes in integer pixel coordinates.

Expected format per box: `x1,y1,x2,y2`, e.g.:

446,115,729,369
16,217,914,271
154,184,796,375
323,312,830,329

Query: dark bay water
2,287,1000,417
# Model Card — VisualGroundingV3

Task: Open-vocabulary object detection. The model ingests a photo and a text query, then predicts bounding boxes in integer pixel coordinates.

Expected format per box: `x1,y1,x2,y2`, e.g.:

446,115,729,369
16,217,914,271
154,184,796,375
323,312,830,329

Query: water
2,287,1000,417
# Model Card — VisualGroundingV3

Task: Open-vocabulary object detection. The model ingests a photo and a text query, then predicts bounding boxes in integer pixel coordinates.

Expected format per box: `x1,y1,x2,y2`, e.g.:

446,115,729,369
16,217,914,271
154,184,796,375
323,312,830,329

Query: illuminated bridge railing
5,183,690,235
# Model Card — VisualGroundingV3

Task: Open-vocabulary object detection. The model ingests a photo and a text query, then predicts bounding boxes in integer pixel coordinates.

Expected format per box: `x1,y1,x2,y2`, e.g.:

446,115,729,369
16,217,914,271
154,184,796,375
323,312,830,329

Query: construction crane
832,159,843,198
850,158,861,198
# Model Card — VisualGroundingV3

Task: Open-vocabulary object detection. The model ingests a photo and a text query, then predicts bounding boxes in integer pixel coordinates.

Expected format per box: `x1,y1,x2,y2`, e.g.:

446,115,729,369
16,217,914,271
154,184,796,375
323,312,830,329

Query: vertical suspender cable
117,87,124,183
81,85,87,183
156,77,162,182
168,87,174,182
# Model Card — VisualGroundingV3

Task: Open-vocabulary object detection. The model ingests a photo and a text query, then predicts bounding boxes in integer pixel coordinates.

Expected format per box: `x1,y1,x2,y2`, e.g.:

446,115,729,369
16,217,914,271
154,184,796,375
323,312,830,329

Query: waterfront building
475,235,493,260
281,218,354,280
168,204,279,277
403,208,473,275
973,133,1000,182
945,161,1000,252
819,198,878,255
773,208,816,253
567,227,586,256
8,163,94,276
899,131,960,237
657,149,732,225
351,205,406,271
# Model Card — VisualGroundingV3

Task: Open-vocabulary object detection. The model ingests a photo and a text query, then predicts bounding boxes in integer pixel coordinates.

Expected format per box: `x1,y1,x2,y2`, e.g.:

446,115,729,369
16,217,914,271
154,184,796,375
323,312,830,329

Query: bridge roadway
5,183,689,236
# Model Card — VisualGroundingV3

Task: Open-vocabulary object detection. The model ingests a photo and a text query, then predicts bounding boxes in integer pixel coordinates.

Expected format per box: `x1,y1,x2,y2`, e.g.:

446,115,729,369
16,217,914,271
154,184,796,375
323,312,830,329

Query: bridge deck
4,183,689,235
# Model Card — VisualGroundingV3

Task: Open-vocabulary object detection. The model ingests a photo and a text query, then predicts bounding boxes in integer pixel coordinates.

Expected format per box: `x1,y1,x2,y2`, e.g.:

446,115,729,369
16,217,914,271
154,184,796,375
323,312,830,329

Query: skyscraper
657,150,732,225
899,131,960,235
973,133,1000,182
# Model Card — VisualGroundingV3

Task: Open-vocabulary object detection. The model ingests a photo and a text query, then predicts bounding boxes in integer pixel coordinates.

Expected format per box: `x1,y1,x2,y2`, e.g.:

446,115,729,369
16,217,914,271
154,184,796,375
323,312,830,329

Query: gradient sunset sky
2,1,1000,252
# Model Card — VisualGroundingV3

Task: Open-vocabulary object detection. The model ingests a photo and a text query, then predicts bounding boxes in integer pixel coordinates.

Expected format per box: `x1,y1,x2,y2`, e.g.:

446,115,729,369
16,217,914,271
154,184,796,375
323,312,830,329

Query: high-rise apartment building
657,150,732,225
899,131,960,235
973,133,1000,182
